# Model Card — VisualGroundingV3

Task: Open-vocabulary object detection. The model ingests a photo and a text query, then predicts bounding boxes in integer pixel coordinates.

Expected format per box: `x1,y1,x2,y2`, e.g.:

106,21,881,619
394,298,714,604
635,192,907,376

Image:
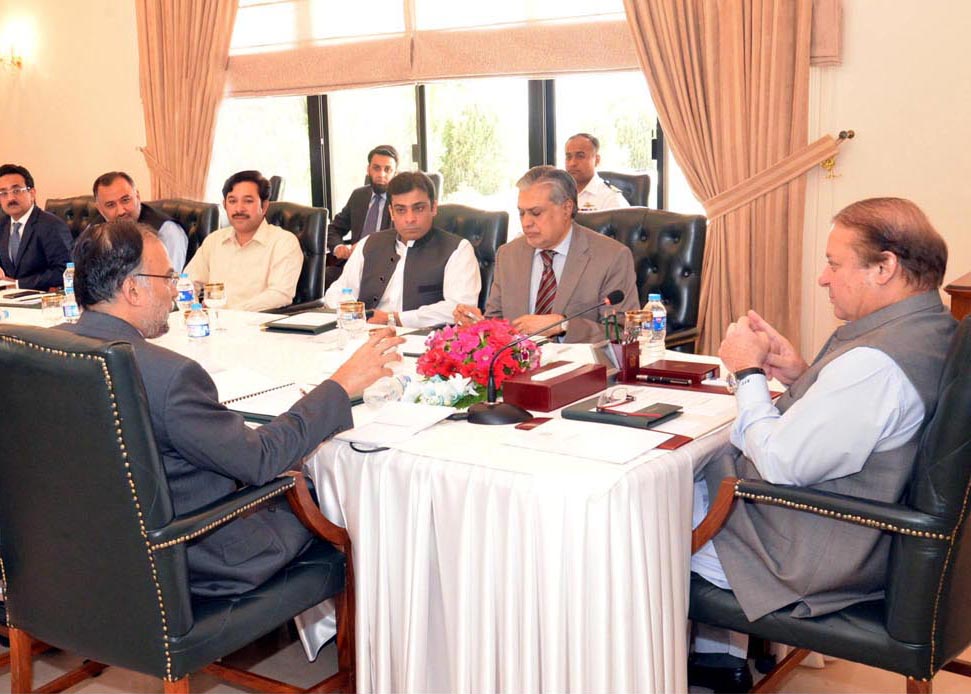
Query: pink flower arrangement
417,318,541,390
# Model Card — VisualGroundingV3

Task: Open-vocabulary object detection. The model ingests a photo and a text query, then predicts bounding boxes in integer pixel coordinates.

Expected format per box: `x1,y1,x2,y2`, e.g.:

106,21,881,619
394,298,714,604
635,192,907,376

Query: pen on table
636,374,693,386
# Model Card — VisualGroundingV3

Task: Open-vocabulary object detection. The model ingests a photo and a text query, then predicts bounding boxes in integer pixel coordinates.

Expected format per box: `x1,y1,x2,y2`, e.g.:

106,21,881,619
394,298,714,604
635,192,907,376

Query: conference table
3,305,735,694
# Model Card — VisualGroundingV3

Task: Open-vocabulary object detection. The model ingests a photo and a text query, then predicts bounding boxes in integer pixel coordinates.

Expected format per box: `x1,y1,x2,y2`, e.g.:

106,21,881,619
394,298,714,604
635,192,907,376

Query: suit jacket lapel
552,224,590,315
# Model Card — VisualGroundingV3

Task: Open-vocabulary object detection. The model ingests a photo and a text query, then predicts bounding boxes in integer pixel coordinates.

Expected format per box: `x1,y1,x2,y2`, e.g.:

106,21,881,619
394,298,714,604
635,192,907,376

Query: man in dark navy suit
0,164,71,290
325,144,398,287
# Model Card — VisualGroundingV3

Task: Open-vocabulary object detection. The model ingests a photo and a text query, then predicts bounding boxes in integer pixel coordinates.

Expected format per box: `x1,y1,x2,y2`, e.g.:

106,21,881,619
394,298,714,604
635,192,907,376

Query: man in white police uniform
564,133,629,212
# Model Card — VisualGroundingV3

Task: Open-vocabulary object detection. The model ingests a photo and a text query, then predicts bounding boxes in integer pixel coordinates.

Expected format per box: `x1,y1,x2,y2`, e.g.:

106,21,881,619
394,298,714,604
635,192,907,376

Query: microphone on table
467,290,626,425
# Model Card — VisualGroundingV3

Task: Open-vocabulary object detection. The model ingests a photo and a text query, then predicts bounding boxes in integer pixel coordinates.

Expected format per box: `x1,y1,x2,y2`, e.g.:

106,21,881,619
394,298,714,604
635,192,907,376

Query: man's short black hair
73,221,154,308
92,171,136,197
0,164,35,189
368,145,399,165
221,170,271,202
387,171,437,204
567,133,601,151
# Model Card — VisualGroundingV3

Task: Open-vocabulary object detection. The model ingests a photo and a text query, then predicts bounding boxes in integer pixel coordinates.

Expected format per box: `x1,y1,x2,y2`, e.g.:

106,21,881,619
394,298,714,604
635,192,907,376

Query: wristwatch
726,367,765,394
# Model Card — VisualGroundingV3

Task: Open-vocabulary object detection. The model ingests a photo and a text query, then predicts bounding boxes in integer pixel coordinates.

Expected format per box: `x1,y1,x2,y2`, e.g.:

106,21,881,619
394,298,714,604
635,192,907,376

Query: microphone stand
467,299,617,425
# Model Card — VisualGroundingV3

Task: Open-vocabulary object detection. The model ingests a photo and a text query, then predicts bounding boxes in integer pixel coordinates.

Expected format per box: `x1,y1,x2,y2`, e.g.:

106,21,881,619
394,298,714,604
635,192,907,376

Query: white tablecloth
302,416,730,693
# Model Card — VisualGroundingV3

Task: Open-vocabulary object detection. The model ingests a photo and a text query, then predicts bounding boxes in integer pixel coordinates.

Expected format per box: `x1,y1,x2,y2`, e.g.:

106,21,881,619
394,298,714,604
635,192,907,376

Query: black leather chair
43,195,99,241
576,207,706,352
265,202,329,305
690,317,971,694
269,176,286,202
433,203,508,311
598,170,652,207
146,198,220,266
0,325,355,693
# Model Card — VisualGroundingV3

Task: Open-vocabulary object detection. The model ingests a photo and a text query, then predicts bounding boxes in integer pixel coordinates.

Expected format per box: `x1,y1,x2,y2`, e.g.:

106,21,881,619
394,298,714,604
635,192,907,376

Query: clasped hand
718,310,808,385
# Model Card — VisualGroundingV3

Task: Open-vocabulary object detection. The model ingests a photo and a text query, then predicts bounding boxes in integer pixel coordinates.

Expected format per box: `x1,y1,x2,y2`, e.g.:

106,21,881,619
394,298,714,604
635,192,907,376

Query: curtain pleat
135,0,238,199
623,0,815,354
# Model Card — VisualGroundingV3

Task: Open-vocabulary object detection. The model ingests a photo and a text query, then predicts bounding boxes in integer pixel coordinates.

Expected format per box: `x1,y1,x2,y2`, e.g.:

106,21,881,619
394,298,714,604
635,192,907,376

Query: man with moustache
0,163,71,289
324,171,479,328
185,170,302,311
564,133,629,212
91,171,189,271
58,220,402,595
325,145,399,287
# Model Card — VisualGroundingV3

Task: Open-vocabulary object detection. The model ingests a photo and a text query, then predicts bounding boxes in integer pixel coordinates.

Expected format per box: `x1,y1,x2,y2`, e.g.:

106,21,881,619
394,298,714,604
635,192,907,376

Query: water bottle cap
648,293,661,301
191,302,203,310
66,262,75,269
180,272,189,279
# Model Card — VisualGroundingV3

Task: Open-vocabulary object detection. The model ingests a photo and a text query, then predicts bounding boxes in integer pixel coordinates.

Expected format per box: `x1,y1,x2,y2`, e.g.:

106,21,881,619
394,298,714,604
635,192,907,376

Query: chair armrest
262,298,328,315
146,477,296,550
735,479,953,540
281,471,351,554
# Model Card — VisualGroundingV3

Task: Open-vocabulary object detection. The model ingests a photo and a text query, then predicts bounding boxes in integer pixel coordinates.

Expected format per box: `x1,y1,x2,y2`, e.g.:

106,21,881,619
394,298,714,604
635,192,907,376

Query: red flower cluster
416,319,541,389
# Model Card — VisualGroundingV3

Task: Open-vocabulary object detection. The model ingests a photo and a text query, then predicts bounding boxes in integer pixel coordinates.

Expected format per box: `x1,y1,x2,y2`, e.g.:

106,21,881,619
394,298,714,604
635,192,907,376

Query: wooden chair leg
751,647,810,693
163,676,190,693
907,676,932,693
10,627,34,694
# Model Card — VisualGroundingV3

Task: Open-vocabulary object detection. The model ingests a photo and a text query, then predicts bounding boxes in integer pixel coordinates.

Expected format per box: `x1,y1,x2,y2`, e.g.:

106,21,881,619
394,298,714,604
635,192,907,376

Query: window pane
426,78,529,223
206,96,312,206
416,0,624,31
328,86,418,218
232,0,404,55
555,71,660,208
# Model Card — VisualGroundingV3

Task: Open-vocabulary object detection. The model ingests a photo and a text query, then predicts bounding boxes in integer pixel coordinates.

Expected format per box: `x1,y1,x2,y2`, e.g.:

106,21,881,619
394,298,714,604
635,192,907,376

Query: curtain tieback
702,134,841,222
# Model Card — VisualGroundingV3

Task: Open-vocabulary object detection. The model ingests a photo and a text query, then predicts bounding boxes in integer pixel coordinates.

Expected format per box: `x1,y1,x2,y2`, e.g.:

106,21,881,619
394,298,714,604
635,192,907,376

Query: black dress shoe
688,658,754,693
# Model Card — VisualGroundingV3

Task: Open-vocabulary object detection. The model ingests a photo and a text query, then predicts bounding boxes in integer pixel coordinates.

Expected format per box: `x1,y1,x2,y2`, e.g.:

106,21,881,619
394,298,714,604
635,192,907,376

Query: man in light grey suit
58,220,403,597
689,198,956,692
454,166,639,342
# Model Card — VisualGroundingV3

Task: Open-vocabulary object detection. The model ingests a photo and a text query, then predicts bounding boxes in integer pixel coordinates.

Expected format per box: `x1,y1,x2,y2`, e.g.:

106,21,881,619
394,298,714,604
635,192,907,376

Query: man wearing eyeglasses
0,163,72,290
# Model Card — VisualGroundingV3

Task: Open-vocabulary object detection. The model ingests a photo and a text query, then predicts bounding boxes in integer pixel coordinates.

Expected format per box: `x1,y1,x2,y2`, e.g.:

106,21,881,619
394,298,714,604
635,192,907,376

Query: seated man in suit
185,170,303,311
324,171,479,328
454,166,639,342
565,133,630,212
91,171,189,271
0,163,71,290
59,219,403,596
325,144,399,287
689,198,956,692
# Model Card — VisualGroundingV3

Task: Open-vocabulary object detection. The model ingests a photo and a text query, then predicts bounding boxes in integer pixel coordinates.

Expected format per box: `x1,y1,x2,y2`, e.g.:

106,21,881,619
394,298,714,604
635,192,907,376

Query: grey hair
516,166,578,217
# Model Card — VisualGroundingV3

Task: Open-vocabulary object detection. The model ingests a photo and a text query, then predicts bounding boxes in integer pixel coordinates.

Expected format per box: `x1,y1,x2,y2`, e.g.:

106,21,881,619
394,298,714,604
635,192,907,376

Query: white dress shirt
324,232,480,328
157,220,188,271
185,219,303,311
577,174,630,212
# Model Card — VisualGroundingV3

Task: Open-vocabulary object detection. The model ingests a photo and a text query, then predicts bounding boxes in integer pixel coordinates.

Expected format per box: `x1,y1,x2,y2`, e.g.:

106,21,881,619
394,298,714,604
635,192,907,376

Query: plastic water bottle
644,293,667,364
63,261,75,291
363,375,411,407
186,302,210,339
61,286,80,323
175,273,195,315
340,286,355,302
0,309,9,322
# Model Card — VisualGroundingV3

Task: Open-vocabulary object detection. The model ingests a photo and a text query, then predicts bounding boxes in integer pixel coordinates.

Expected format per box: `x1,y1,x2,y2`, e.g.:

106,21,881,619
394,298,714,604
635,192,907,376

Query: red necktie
534,250,557,315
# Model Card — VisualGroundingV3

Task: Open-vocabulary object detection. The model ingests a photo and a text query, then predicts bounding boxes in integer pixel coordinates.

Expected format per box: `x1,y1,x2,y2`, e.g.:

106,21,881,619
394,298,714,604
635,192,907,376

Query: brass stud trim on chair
149,482,296,551
734,489,953,541
0,335,177,680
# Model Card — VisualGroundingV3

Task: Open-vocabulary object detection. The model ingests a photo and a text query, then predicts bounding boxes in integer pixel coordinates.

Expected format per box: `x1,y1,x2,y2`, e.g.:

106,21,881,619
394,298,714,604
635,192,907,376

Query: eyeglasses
596,386,636,412
134,272,180,286
0,187,31,199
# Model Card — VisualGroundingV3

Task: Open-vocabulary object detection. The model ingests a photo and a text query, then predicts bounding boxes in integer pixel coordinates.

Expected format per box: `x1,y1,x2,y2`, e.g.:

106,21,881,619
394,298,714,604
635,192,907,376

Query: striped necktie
8,221,22,262
534,250,557,315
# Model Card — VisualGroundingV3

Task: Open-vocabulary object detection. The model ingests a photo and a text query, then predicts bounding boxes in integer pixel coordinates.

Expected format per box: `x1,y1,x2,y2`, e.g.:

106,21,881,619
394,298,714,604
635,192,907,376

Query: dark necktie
8,221,22,262
362,194,382,238
534,250,557,315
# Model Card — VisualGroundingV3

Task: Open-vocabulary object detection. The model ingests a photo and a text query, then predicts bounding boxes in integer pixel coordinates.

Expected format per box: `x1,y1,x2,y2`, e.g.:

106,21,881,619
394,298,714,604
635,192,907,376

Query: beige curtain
624,0,825,354
135,0,238,199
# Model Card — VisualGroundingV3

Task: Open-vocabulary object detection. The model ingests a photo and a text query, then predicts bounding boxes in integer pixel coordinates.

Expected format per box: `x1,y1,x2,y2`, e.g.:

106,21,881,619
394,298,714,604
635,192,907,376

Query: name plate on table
501,361,607,412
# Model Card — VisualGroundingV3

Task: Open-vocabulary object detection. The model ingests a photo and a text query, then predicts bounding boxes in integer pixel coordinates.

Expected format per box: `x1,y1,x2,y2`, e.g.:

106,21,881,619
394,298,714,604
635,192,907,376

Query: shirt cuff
399,309,420,329
734,373,771,409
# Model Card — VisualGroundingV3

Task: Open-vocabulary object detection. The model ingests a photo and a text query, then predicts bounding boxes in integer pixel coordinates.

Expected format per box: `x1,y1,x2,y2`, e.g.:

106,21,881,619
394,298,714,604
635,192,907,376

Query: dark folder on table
262,311,339,335
562,395,682,430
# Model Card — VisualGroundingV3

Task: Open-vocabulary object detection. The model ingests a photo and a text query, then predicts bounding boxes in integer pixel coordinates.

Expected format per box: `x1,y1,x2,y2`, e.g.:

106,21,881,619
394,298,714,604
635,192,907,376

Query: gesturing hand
746,310,808,385
330,328,405,399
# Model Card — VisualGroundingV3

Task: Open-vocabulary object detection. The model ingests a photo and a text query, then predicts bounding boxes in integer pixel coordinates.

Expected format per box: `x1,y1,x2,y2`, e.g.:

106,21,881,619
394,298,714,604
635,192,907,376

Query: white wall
0,1,149,205
801,0,971,355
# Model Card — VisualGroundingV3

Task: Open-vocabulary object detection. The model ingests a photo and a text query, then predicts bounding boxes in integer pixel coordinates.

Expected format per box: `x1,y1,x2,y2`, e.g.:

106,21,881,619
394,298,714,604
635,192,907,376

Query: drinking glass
203,282,227,331
337,300,367,338
41,293,64,325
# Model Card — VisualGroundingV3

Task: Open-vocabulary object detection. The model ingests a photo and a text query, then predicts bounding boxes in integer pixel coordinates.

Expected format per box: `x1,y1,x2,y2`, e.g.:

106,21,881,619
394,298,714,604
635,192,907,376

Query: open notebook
210,367,307,423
